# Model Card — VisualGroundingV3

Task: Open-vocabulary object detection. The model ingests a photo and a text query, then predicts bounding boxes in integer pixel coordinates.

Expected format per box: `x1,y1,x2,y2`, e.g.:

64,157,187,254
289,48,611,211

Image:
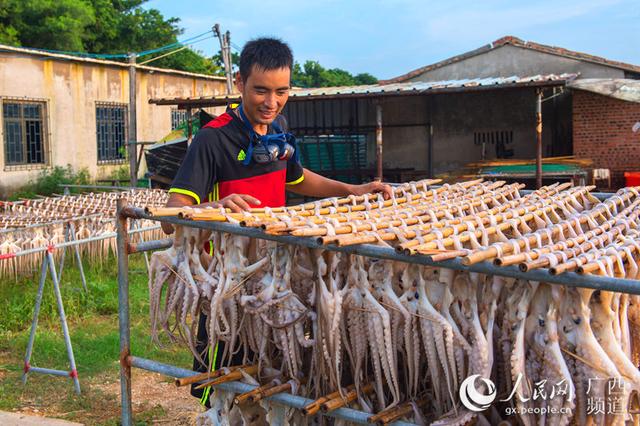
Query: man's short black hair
239,37,293,82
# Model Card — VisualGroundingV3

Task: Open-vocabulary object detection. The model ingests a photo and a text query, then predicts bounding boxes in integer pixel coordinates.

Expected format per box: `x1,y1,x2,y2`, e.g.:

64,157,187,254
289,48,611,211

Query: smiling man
163,37,391,407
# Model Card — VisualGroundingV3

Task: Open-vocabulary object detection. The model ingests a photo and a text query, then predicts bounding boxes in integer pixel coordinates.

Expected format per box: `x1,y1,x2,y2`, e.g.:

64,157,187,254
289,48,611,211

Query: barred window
96,103,127,163
3,100,48,166
171,108,187,130
297,134,367,184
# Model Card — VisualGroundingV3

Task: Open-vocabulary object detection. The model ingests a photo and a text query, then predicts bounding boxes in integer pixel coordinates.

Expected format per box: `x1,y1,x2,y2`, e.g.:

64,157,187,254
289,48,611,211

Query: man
163,37,391,406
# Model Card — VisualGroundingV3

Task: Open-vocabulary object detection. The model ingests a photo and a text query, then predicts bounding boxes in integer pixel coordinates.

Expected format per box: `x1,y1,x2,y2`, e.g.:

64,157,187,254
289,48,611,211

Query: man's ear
234,72,243,92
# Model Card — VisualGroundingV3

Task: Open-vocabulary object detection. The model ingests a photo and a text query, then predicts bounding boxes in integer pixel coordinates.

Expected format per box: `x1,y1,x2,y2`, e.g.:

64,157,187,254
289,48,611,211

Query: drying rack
116,195,640,425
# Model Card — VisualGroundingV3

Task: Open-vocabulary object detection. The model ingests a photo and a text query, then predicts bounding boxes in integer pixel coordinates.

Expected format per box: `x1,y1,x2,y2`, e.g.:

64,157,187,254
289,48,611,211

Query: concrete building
149,36,640,189
0,44,227,196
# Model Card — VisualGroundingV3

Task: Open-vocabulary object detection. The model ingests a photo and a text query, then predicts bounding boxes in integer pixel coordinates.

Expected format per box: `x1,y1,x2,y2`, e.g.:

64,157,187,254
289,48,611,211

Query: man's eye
255,90,266,95
276,91,288,96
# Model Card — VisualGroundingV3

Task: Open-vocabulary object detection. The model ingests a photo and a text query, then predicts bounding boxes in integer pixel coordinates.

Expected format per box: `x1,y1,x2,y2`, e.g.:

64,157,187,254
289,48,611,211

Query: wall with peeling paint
0,51,226,196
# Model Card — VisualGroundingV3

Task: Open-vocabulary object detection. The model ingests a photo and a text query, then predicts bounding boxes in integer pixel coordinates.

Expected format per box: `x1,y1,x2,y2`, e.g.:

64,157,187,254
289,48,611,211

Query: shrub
9,165,92,199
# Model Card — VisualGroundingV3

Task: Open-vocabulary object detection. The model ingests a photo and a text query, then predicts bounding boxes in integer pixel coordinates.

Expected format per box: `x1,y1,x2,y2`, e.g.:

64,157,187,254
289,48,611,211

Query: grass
0,253,193,424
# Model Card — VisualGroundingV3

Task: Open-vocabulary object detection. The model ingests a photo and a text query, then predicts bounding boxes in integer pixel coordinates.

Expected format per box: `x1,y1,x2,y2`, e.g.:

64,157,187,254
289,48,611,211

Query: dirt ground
11,369,204,425
96,370,204,425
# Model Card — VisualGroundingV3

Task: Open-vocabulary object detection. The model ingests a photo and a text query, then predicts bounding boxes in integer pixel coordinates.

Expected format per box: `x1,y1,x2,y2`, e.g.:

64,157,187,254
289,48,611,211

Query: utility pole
224,30,233,91
213,24,233,94
535,89,542,189
128,53,138,187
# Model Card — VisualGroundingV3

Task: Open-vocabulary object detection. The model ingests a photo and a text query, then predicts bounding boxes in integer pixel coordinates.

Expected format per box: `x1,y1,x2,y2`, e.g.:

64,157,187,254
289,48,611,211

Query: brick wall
573,90,640,188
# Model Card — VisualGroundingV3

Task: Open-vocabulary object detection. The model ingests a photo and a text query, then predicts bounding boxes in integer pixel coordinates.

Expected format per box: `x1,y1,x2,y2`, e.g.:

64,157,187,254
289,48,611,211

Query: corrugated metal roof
149,73,577,107
568,78,640,104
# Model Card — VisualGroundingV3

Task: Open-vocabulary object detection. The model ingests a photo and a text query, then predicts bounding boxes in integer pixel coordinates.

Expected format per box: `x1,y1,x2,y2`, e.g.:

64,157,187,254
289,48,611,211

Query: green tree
0,0,95,51
291,60,377,88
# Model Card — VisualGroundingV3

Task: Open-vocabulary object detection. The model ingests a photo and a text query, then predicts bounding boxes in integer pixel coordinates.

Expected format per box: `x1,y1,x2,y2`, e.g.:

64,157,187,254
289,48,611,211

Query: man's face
236,65,290,129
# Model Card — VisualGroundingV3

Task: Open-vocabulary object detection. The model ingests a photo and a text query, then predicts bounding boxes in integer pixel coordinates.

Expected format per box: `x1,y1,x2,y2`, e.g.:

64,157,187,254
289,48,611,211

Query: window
171,108,187,130
3,100,48,167
96,103,127,163
474,130,514,159
297,134,367,183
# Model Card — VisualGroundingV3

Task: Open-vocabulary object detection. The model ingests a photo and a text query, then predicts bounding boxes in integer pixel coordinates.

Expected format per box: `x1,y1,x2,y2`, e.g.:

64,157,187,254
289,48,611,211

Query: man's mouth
258,110,276,119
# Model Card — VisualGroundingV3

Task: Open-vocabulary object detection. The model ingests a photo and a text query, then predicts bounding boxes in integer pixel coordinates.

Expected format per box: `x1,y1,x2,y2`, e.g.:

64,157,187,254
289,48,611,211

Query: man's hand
199,194,261,213
350,180,394,200
161,192,261,235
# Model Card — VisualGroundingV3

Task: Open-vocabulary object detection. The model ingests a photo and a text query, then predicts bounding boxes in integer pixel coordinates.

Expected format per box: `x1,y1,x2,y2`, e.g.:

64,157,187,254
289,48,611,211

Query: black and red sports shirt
169,108,304,208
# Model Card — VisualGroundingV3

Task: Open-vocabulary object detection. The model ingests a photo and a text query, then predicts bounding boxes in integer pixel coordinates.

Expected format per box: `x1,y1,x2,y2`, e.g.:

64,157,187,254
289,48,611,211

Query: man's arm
287,168,393,198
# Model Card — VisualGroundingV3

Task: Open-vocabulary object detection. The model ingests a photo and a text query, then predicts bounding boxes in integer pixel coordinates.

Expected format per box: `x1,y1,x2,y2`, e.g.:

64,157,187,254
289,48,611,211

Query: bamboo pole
302,385,356,416
193,365,258,390
250,180,501,231
376,396,429,424
184,178,458,222
262,180,509,233
462,188,635,266
320,383,374,412
320,183,527,247
304,183,523,242
507,202,640,271
406,186,596,255
233,379,278,404
577,240,640,275
394,183,576,253
250,178,444,214
175,364,248,387
250,381,295,402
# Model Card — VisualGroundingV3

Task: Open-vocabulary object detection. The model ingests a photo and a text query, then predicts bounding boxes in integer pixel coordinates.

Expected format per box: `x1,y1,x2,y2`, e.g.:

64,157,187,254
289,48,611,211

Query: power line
17,30,214,61
138,35,215,65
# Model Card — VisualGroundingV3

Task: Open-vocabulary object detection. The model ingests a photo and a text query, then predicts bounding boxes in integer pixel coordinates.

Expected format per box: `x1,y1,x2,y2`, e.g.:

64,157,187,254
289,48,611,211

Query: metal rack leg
117,200,133,426
22,254,49,385
57,222,69,282
22,251,82,394
69,222,88,293
47,251,81,395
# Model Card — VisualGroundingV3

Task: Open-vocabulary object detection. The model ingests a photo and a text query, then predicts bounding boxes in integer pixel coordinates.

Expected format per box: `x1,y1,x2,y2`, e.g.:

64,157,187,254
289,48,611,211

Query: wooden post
376,101,383,181
128,53,138,187
536,89,543,189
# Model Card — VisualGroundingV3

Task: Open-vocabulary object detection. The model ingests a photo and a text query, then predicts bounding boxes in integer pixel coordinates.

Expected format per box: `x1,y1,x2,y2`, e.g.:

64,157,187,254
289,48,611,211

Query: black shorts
190,312,251,407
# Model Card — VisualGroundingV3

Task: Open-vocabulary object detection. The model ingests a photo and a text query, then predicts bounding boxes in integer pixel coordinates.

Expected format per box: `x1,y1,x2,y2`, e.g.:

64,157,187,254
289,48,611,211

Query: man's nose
264,92,277,108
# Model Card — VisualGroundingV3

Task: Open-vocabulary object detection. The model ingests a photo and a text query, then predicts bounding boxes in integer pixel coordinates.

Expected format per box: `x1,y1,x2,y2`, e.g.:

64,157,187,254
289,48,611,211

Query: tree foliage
0,0,219,74
0,1,377,82
292,60,377,88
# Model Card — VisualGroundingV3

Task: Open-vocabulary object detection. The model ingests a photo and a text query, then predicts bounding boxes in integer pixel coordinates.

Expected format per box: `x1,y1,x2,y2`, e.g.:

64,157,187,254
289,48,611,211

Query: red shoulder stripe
203,112,233,129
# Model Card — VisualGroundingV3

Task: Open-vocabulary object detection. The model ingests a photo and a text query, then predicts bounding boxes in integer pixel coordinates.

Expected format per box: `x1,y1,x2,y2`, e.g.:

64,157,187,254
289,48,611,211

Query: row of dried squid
0,189,167,278
148,181,640,425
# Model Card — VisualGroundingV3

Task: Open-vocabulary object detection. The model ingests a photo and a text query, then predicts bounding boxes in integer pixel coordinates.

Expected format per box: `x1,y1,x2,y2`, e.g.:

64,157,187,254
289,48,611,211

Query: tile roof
381,36,640,84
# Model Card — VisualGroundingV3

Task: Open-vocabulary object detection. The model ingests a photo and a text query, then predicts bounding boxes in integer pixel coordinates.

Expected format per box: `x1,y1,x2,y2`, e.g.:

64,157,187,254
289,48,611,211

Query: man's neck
234,109,268,135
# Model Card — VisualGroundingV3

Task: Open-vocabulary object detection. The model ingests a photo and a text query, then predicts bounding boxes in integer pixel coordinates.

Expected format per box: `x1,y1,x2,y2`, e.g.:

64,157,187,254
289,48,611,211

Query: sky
145,0,639,80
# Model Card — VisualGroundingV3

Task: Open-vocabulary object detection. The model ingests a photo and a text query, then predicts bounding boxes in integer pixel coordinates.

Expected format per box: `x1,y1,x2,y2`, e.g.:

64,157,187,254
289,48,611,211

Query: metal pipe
47,251,81,394
58,184,140,190
128,53,138,187
69,222,88,292
27,367,72,377
22,254,49,386
0,213,104,235
128,356,416,426
536,89,543,189
376,101,383,181
117,199,133,426
127,238,173,254
520,188,612,201
120,210,640,294
0,225,161,260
